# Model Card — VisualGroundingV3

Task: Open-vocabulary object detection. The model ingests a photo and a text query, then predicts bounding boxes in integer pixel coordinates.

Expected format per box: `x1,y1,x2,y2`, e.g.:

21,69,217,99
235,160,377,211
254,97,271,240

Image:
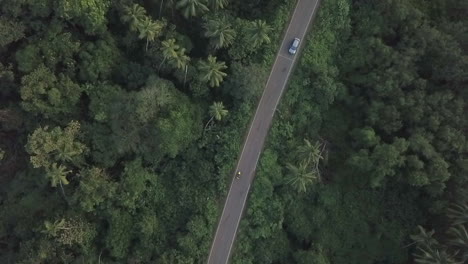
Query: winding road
207,0,321,263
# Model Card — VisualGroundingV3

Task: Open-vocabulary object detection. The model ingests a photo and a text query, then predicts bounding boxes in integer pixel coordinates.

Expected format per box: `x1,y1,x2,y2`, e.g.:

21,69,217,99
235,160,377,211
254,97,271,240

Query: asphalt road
207,0,321,263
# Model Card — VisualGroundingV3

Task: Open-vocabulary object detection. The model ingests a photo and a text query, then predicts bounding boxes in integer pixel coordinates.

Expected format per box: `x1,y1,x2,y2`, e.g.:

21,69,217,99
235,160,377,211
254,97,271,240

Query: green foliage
116,158,157,211
221,62,267,102
26,121,86,170
77,35,121,82
72,167,117,212
55,0,111,34
20,65,82,118
105,209,134,259
0,17,25,48
3,0,465,262
15,23,80,74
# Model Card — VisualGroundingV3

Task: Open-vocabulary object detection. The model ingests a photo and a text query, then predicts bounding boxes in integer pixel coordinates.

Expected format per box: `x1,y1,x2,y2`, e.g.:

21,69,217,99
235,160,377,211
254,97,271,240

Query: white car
288,38,301,55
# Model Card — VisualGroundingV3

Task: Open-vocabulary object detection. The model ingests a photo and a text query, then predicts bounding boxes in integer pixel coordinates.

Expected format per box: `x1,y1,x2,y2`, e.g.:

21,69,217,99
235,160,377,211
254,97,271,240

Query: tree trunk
203,116,214,133
158,57,167,73
183,65,188,88
159,0,164,18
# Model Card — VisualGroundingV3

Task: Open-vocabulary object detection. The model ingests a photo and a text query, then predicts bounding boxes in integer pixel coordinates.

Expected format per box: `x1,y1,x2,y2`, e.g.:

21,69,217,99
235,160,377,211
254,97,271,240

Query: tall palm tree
246,20,272,48
159,0,176,18
42,219,67,237
447,225,468,261
410,226,439,248
176,0,209,18
203,17,236,50
46,163,71,188
159,38,180,71
138,17,164,51
413,247,462,264
172,48,190,70
297,139,323,167
210,102,228,121
204,102,228,131
286,161,319,193
447,202,468,226
121,4,147,32
198,55,227,87
208,0,228,10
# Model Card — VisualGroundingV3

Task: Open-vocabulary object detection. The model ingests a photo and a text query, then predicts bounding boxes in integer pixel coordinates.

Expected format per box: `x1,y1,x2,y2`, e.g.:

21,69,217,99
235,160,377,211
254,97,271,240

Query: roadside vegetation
234,0,468,263
0,0,466,263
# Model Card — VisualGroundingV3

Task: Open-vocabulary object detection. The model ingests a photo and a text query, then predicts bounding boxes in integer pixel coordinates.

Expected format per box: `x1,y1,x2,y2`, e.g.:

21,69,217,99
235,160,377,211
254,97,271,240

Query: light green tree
137,17,165,51
42,219,67,237
26,121,87,169
204,101,228,130
173,48,190,70
198,55,227,87
46,163,71,188
56,0,111,34
286,161,319,193
297,139,323,167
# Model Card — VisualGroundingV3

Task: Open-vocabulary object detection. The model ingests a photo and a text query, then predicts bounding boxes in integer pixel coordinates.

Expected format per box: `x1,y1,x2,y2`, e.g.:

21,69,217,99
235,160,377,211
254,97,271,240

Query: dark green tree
245,20,272,48
176,0,209,18
203,16,236,50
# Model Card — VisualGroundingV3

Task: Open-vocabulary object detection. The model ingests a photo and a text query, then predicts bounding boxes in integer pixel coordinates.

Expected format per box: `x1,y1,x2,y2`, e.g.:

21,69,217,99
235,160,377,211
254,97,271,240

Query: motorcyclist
236,171,241,179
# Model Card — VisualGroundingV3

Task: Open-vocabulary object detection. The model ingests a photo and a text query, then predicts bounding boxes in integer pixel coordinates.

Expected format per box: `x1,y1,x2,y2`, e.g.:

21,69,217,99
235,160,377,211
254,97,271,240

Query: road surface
207,0,321,263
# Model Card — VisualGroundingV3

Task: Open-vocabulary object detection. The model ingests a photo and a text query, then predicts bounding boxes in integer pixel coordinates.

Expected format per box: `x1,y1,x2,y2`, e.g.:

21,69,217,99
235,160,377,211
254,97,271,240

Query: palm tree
159,38,180,71
408,225,439,249
297,139,323,166
447,202,468,225
172,48,190,70
159,0,176,18
176,0,209,18
210,102,228,121
246,20,272,48
286,161,319,193
121,4,147,32
204,102,228,131
138,17,164,51
413,247,462,264
198,55,227,87
208,0,228,10
447,225,468,261
203,17,236,50
42,219,67,237
46,163,71,188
